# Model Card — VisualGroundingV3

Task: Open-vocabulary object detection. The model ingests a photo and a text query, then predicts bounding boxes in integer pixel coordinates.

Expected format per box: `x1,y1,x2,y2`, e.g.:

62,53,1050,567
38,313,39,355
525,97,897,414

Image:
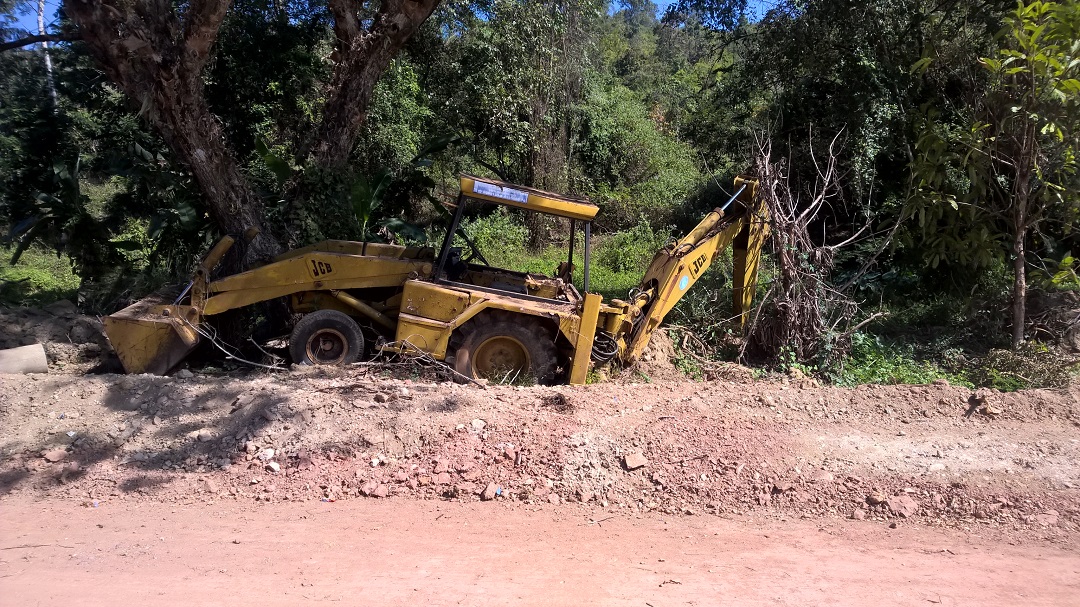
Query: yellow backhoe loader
104,175,769,385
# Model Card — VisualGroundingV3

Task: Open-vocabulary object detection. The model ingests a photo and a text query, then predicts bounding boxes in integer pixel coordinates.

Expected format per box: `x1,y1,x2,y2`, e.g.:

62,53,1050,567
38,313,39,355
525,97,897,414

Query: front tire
289,309,364,366
453,319,558,384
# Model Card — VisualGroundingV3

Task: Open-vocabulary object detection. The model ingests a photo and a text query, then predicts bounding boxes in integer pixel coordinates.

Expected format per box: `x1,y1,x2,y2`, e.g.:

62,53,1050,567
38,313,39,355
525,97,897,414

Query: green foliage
458,211,653,300
356,59,434,174
970,342,1077,391
6,158,133,278
908,0,1080,274
576,81,703,228
832,333,973,388
0,244,80,306
459,208,530,267
593,217,669,273
205,0,330,157
1034,252,1080,290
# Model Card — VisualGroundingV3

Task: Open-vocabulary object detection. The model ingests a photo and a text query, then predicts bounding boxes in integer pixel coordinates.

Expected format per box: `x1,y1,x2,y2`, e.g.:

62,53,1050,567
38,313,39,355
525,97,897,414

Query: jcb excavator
104,175,769,385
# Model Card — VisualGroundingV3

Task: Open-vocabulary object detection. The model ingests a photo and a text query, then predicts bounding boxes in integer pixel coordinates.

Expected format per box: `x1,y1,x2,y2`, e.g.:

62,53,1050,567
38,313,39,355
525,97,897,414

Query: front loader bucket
103,292,203,375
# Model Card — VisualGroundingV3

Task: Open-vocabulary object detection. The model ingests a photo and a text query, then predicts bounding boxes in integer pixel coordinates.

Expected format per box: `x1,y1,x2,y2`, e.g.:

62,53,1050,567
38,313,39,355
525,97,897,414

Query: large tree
58,0,440,263
909,0,1080,347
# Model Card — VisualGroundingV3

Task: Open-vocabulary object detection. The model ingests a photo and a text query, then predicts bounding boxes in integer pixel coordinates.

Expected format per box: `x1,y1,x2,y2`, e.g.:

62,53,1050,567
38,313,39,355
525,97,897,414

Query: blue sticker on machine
678,275,689,291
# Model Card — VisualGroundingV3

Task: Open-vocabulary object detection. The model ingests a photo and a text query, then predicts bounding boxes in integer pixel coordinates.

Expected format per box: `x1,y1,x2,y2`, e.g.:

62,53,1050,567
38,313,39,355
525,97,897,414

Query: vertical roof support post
569,292,602,385
435,193,467,279
568,219,576,283
583,222,591,294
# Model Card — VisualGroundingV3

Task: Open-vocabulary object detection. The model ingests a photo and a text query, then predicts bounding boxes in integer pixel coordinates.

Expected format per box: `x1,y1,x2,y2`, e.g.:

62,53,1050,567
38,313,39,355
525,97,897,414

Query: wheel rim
305,328,349,365
472,335,531,381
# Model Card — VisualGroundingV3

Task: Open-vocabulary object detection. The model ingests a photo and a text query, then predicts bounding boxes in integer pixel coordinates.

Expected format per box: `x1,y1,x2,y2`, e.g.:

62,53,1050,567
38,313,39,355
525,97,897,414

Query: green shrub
459,209,529,268
594,218,670,273
969,343,1076,391
831,332,973,387
0,244,80,307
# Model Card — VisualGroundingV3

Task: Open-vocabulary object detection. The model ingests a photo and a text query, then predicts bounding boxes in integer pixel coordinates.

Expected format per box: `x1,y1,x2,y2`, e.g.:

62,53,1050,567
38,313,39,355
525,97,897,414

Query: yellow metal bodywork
731,179,769,327
204,249,433,315
569,293,602,385
103,298,202,375
622,178,763,363
391,279,582,359
460,175,599,221
104,175,767,385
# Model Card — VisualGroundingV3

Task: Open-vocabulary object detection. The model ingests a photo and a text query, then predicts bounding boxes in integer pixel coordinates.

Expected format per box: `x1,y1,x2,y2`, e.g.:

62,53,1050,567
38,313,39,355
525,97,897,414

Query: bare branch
743,129,869,369
0,32,78,53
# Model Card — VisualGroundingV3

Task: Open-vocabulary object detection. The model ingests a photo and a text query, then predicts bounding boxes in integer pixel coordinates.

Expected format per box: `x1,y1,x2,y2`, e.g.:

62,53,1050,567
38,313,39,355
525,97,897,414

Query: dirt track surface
2,498,1078,606
2,353,1079,604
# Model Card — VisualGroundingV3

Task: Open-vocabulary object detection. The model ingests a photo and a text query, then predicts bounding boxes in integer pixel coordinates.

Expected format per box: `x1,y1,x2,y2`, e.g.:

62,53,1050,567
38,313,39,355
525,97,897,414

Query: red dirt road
2,497,1076,607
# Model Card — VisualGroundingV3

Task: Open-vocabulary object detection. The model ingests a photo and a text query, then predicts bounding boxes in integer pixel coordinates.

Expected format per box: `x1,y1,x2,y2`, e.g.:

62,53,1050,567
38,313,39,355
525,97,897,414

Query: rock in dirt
44,299,78,317
1032,510,1059,526
373,393,390,404
373,484,389,498
772,481,795,494
623,452,648,471
481,483,499,501
41,448,68,462
866,490,887,505
196,429,214,442
547,493,561,505
471,419,487,432
435,472,452,485
887,495,920,518
176,369,194,379
266,462,281,473
851,508,867,521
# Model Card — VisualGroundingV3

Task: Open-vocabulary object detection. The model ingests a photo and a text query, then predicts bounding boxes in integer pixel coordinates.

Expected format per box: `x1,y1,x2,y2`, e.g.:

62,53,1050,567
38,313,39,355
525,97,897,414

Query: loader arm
621,178,768,363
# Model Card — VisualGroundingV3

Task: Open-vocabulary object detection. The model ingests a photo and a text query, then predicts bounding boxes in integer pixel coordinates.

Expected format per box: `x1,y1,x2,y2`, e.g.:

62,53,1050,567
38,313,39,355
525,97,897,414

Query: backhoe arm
621,178,766,363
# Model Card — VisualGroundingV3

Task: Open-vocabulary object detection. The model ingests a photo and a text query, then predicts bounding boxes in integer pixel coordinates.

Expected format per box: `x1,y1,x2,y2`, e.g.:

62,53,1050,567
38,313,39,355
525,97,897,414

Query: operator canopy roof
459,175,599,222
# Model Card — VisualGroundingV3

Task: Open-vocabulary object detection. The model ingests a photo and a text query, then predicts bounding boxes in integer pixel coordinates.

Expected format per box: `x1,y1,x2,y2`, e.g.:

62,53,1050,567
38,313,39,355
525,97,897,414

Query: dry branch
741,131,875,369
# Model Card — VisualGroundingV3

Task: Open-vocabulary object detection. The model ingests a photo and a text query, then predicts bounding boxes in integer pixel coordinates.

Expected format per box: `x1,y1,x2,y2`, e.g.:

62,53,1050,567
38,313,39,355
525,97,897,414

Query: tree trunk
62,0,280,266
305,0,442,169
1010,122,1034,349
155,93,281,264
1011,211,1027,348
37,0,57,109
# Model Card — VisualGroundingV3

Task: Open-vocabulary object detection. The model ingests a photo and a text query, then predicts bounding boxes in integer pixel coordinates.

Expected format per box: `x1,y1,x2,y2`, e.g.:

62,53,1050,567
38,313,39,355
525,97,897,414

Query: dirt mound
0,300,108,371
1,366,1076,543
633,328,682,380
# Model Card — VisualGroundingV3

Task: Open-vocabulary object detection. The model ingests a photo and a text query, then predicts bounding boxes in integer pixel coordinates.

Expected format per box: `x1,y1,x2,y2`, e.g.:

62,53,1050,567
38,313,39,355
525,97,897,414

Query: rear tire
453,319,558,385
289,310,364,366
